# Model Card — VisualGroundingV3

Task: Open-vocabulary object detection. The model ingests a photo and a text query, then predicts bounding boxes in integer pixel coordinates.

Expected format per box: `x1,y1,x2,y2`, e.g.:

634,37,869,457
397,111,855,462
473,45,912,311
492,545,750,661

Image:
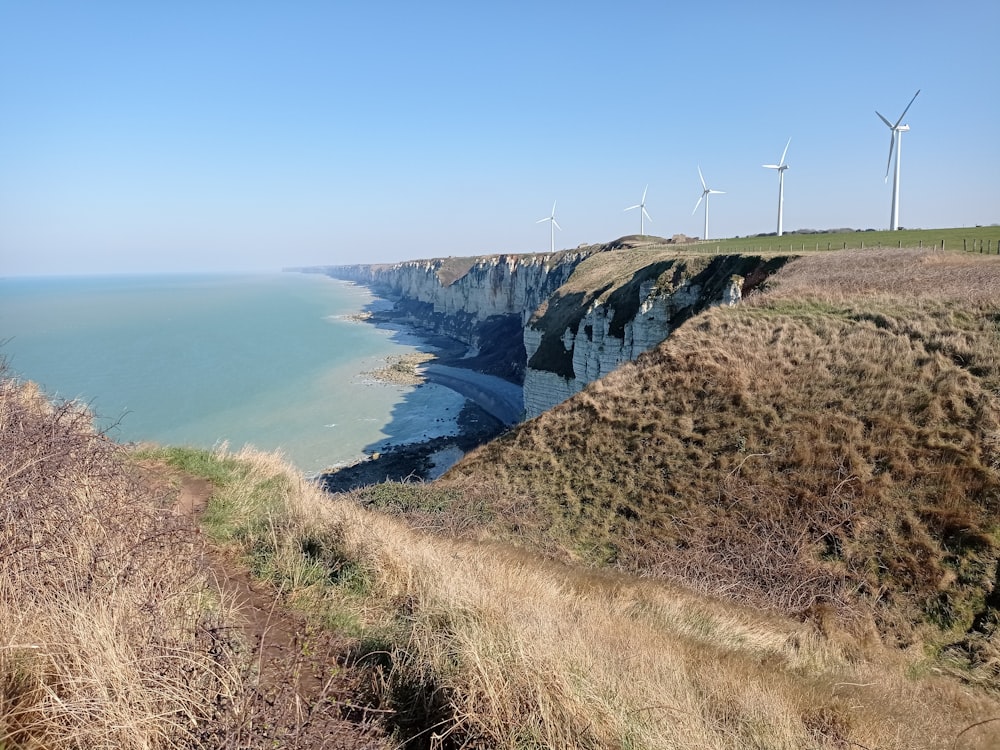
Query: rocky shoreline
318,305,520,494
318,399,506,493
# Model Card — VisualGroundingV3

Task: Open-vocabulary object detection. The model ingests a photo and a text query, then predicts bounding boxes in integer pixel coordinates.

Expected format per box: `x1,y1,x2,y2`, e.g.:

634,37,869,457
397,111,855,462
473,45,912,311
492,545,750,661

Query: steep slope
523,249,791,416
442,249,1000,646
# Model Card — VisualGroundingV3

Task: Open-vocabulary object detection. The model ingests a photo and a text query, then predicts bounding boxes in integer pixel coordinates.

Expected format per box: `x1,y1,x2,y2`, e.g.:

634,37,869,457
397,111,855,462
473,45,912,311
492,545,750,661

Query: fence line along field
678,225,1000,254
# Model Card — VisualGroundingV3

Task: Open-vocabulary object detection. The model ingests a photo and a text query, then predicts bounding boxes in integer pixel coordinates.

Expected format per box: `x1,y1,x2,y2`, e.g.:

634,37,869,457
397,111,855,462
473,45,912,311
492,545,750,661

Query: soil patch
170,473,391,749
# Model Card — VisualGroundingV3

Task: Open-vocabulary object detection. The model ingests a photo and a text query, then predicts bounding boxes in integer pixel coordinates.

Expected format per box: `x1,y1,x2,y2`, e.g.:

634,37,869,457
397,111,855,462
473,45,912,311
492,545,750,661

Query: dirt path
174,474,392,749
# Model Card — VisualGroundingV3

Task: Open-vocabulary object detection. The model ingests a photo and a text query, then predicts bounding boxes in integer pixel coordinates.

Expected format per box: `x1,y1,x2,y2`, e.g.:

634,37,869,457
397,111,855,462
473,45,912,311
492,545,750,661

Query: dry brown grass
753,246,1000,304
442,249,1000,647
0,372,242,749
187,445,1000,749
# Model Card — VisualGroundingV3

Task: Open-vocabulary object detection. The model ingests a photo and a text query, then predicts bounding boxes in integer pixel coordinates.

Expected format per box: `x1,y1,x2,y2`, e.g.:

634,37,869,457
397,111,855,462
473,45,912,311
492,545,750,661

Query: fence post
942,240,946,250
965,238,968,252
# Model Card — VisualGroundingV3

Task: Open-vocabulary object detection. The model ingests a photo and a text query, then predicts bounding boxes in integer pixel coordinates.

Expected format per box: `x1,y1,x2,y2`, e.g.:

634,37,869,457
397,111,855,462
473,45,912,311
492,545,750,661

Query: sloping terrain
442,249,1000,649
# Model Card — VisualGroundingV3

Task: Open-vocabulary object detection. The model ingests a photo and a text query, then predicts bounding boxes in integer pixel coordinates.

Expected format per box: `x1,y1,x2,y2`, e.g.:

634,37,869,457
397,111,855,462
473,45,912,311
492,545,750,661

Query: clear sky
2,1,998,275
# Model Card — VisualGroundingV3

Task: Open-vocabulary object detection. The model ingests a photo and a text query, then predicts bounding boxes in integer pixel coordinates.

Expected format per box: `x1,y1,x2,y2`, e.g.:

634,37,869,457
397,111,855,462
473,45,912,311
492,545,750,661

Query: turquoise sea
0,273,465,476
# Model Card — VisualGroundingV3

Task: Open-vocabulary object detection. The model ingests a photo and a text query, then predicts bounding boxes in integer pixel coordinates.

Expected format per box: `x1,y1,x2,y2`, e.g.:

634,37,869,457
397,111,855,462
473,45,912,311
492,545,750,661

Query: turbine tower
624,185,652,235
762,138,791,237
692,166,724,240
877,89,920,231
536,201,561,253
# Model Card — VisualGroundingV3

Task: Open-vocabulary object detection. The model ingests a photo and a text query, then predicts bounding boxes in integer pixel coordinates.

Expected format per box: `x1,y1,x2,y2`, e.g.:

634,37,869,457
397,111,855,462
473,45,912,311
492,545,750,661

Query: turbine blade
624,204,640,212
641,184,648,202
762,164,780,169
642,208,652,222
779,137,791,166
876,111,893,128
536,217,549,224
894,89,920,128
692,195,704,214
553,219,561,231
710,190,725,195
698,165,706,190
885,132,895,181
551,201,557,215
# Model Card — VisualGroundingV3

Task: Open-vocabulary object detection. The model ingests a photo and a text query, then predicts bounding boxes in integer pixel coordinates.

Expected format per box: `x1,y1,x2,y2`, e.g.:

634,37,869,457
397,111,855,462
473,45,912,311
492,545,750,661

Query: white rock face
330,253,585,345
523,274,744,418
327,253,754,422
523,368,581,418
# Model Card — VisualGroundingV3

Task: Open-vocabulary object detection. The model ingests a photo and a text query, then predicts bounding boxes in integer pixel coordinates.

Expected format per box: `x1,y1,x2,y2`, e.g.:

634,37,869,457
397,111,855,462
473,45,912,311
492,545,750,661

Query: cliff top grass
651,225,1000,254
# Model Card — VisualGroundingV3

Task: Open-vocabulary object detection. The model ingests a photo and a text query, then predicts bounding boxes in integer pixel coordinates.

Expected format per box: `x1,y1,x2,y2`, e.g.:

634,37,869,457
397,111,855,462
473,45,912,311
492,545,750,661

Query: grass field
679,225,1000,254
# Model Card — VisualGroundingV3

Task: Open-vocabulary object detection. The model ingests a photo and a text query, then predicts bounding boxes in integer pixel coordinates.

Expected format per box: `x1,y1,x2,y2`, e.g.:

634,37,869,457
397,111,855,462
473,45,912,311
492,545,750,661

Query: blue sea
0,272,465,476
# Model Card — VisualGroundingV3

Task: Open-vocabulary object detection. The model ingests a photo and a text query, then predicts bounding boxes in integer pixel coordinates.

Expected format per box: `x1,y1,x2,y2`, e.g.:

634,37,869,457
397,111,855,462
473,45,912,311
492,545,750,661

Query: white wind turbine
536,201,561,253
877,89,920,231
624,185,652,235
692,166,724,240
762,138,791,237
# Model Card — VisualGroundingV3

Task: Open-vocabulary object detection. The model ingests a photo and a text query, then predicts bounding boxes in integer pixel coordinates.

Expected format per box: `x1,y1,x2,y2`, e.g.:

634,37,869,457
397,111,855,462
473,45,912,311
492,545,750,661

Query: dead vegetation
0,371,244,748
160,444,1000,749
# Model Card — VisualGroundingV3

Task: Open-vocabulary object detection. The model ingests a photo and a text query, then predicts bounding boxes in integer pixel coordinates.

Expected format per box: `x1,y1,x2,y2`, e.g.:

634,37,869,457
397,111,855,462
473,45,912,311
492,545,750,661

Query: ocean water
0,272,465,476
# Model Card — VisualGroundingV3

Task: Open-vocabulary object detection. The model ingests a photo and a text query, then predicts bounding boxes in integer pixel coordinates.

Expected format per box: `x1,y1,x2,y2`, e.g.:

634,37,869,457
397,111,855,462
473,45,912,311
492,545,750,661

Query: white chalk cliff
311,247,788,422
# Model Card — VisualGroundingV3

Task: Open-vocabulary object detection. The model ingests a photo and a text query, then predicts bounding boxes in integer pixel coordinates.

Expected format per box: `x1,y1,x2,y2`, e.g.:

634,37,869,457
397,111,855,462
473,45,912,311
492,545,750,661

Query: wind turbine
624,185,652,235
762,138,791,237
692,166,724,240
536,201,561,253
876,89,920,231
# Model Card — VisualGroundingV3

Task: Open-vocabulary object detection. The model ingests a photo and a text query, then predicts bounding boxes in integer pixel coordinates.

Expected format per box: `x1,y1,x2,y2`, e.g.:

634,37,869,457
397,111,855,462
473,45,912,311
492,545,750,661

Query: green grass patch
355,481,462,514
134,444,247,486
682,225,1000,254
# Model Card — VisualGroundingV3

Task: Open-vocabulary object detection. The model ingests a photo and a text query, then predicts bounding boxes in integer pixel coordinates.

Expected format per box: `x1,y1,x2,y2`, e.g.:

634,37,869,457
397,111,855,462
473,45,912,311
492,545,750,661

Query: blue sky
2,1,998,275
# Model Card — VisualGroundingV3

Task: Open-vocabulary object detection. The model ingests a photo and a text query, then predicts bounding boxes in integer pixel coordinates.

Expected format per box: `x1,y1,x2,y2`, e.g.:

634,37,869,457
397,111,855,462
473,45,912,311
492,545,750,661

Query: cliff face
313,246,790,419
328,252,589,331
323,251,592,381
521,254,791,417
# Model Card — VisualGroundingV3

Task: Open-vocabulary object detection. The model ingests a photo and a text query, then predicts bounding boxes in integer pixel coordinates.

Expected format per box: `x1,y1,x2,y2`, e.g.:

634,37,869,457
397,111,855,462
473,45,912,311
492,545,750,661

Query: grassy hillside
160,444,1000,749
439,249,1000,651
10,245,1000,748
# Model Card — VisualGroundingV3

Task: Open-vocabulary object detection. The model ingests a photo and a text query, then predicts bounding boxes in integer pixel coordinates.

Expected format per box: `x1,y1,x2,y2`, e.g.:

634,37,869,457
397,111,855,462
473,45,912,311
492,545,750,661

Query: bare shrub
0,369,241,749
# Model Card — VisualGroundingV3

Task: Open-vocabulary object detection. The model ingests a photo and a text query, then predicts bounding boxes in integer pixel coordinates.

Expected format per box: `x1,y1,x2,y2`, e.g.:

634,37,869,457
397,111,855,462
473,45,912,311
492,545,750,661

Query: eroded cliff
522,253,791,416
317,250,594,381
306,240,792,419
